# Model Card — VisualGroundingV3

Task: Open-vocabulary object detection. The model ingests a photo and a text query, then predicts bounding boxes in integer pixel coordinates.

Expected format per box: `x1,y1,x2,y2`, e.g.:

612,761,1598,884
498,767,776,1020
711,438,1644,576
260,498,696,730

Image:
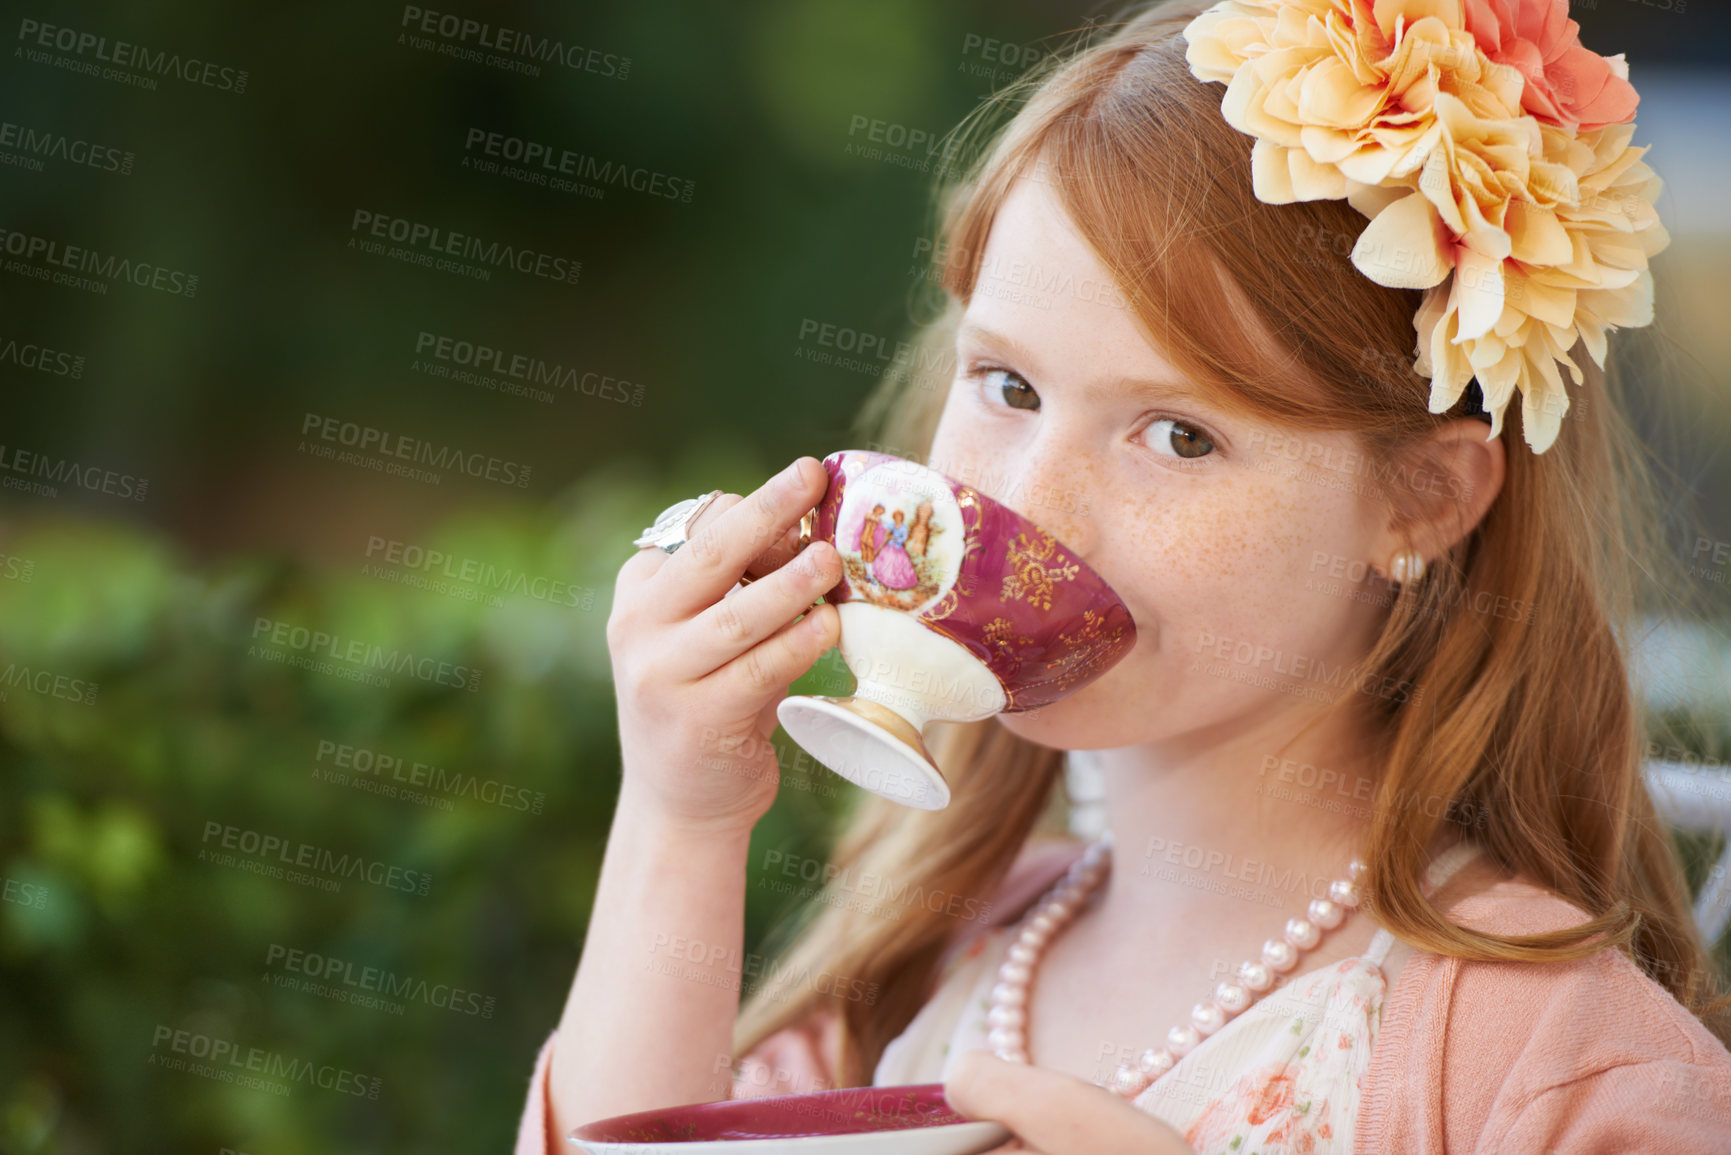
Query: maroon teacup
776,449,1136,809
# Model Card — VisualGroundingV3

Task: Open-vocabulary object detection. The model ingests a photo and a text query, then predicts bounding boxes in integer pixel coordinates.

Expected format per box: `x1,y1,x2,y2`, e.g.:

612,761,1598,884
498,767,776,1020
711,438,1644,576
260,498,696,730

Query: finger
710,599,840,705
617,497,728,630
628,490,741,577
944,1051,1188,1155
742,521,805,581
631,484,808,594
668,540,840,679
654,458,830,620
693,497,807,581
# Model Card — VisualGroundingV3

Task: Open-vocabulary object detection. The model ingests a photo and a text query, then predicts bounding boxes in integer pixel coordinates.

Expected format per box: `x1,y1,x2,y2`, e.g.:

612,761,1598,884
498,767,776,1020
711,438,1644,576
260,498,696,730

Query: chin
994,680,1130,750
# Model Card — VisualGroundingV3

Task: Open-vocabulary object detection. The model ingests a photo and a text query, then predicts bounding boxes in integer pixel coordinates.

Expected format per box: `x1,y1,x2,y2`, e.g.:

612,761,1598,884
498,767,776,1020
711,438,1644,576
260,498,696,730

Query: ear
1368,419,1506,580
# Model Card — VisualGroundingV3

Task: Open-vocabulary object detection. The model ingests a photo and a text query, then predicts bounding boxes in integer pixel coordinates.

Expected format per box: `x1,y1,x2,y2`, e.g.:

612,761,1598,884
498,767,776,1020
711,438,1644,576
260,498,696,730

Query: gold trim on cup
738,509,821,589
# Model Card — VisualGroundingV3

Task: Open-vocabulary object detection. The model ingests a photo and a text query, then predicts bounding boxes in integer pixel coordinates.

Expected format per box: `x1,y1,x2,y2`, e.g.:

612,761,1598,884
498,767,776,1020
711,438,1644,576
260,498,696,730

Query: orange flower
1246,1069,1296,1125
1463,0,1639,130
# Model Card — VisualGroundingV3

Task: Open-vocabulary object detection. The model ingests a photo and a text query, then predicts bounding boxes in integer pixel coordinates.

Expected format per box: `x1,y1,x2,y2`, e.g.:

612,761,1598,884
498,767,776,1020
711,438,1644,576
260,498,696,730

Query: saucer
568,1082,1009,1155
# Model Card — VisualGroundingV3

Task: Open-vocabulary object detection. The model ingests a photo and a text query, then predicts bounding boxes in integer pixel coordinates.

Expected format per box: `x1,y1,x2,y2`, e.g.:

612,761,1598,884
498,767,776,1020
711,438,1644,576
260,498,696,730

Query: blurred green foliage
0,467,857,1154
2,1,1728,1151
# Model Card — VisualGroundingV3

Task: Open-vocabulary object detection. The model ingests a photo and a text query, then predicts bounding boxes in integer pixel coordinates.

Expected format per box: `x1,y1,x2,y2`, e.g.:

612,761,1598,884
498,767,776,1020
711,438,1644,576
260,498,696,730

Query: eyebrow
956,320,1215,408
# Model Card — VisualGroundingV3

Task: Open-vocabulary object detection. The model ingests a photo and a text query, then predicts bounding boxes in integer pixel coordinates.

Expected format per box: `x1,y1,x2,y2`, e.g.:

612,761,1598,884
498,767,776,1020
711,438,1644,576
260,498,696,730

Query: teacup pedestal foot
779,600,1009,809
776,695,951,810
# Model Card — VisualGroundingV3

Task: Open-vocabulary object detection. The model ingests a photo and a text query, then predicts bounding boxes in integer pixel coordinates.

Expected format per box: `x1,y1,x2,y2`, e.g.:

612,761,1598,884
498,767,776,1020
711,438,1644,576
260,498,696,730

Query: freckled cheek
929,414,1000,483
1116,499,1291,590
1106,495,1325,644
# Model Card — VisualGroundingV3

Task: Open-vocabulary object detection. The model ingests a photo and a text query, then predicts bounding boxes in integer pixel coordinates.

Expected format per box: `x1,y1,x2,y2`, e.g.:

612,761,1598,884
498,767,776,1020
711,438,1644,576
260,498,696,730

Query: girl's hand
944,1050,1196,1155
607,456,841,835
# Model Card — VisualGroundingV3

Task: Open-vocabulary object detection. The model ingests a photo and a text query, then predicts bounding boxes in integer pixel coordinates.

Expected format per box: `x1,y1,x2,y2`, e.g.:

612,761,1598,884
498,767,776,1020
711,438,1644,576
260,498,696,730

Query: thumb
945,1049,1186,1155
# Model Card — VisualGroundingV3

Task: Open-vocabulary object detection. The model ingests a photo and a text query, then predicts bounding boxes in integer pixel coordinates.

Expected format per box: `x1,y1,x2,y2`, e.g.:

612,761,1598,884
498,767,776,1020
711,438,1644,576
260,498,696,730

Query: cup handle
736,509,819,588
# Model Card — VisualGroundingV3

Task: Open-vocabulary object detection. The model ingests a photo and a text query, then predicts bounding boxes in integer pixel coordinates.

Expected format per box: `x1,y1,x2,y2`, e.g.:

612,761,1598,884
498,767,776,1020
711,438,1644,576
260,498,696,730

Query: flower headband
1181,0,1669,452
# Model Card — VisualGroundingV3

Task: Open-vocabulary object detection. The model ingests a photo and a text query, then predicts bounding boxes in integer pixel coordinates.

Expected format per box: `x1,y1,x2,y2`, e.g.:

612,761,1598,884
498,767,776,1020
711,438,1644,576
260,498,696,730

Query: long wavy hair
735,0,1731,1081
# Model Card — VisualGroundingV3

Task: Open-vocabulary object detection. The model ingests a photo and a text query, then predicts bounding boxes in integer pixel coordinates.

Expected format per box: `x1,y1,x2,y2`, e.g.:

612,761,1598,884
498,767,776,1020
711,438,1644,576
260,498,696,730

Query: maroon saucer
569,1082,1009,1152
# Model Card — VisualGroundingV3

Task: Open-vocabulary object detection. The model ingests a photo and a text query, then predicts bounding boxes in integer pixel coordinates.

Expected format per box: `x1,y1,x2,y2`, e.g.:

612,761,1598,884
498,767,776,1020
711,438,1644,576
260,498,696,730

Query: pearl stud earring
1389,549,1427,584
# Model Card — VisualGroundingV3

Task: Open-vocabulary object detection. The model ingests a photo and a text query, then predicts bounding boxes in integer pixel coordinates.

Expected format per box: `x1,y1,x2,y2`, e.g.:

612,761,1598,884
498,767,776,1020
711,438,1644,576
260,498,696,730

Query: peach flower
1463,0,1638,131
1410,122,1668,450
1184,0,1526,204
1184,0,1666,452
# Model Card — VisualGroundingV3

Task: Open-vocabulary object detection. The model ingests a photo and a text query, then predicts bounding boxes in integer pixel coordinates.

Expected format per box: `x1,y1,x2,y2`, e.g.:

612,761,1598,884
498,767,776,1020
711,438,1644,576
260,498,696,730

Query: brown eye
983,368,1039,411
1149,418,1214,459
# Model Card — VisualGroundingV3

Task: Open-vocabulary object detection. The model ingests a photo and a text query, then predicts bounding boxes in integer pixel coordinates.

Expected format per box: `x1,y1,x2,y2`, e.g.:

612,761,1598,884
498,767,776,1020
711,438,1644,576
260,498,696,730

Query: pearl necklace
985,832,1366,1099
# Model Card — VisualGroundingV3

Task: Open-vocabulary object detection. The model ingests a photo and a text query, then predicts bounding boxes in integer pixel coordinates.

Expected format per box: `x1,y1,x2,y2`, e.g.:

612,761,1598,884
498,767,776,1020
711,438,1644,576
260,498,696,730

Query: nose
996,436,1096,560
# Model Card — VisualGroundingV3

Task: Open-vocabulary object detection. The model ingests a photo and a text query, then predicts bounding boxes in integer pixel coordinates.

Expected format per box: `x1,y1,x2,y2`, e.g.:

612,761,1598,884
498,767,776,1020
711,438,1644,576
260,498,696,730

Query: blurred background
1,1,1728,1151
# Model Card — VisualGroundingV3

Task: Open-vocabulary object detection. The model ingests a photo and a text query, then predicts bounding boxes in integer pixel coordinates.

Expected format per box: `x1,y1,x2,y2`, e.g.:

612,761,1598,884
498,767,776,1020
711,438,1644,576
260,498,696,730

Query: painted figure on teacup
869,510,920,591
858,504,886,564
835,465,957,613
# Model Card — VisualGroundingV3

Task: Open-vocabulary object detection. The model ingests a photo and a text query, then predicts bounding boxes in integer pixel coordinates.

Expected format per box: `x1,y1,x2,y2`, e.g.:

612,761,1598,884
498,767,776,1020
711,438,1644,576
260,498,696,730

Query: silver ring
633,489,725,553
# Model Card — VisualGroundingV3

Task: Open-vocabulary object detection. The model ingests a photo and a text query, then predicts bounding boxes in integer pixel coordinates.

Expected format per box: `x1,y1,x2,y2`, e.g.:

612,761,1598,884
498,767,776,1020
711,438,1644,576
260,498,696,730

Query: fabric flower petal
1352,190,1453,288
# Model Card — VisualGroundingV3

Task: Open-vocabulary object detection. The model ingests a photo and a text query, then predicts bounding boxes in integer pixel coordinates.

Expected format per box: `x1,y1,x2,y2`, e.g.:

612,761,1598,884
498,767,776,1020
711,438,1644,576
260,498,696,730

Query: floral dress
873,841,1483,1154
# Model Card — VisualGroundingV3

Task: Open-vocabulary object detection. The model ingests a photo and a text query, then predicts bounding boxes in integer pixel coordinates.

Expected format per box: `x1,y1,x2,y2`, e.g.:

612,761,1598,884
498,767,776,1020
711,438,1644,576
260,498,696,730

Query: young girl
521,1,1731,1150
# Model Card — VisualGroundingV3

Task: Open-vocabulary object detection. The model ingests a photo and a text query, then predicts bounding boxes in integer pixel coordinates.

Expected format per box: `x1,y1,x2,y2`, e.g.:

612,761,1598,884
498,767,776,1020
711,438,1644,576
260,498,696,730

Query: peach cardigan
517,841,1731,1152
